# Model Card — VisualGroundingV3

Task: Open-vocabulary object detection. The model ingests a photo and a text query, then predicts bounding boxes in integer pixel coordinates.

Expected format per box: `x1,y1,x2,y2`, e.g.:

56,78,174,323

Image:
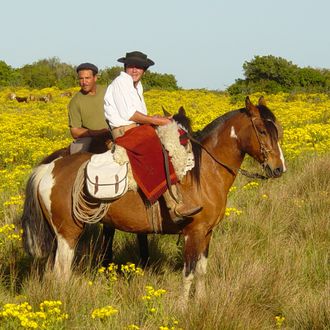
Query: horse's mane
188,109,240,184
258,104,276,122
174,105,277,184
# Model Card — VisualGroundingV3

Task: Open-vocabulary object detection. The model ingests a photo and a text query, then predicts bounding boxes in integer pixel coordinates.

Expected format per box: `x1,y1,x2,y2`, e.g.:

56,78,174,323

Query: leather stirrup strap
161,144,179,203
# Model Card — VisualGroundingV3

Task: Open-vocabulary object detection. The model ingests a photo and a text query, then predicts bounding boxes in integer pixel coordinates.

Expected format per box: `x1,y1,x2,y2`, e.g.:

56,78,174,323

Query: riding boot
163,185,202,223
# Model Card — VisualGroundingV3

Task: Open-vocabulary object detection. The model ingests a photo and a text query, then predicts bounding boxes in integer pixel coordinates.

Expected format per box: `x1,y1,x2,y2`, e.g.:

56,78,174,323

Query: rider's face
125,65,145,86
78,70,97,94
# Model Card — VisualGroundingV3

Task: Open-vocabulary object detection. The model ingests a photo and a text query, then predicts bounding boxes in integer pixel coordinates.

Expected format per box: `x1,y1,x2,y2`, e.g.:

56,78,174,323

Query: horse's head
243,96,286,178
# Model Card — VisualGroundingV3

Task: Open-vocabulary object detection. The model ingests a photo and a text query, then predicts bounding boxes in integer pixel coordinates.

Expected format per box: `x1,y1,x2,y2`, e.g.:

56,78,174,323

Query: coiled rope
72,160,110,224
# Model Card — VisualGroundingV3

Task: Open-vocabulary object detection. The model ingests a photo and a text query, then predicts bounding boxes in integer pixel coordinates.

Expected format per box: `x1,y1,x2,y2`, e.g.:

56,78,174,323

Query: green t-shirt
68,85,108,130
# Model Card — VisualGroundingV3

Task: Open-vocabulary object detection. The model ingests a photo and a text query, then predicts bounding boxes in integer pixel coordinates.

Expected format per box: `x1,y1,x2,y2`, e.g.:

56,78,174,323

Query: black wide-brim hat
117,51,154,69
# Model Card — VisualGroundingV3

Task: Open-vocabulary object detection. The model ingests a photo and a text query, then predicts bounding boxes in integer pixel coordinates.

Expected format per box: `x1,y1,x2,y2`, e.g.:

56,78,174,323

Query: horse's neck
196,119,247,196
203,119,245,172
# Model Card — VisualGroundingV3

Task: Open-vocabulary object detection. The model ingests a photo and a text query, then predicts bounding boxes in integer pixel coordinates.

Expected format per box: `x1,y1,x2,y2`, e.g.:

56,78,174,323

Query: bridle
186,116,279,180
250,117,278,168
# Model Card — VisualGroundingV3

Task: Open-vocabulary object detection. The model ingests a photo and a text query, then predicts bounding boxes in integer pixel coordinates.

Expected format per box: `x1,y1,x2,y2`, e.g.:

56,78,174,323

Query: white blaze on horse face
278,143,287,172
38,162,56,218
230,126,238,139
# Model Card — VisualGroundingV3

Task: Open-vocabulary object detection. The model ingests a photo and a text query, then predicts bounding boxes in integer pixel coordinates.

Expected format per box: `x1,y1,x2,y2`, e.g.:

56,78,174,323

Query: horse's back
52,152,92,176
40,147,70,164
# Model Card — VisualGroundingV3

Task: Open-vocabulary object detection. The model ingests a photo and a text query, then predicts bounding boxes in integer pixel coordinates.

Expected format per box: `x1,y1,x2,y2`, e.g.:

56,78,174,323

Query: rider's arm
129,111,171,126
70,127,109,139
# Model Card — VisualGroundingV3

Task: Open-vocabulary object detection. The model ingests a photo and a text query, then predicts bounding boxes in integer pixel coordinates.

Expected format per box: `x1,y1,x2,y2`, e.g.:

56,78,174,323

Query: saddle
85,121,194,201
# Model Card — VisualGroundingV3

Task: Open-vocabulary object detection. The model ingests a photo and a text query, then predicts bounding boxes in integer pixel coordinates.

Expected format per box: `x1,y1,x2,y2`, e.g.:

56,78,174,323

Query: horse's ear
258,96,267,107
178,106,186,116
245,96,252,107
245,96,259,118
162,106,171,117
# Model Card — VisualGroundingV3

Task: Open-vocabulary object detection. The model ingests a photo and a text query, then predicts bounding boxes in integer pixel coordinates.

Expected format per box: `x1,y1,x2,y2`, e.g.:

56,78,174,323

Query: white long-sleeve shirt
104,71,148,128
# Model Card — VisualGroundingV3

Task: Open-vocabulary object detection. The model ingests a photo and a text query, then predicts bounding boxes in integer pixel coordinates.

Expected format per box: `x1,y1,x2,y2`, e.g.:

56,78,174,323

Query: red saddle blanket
115,125,178,203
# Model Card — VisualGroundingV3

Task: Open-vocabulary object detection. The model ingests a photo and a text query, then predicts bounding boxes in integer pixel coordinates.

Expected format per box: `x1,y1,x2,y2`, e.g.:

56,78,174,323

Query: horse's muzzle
264,164,284,178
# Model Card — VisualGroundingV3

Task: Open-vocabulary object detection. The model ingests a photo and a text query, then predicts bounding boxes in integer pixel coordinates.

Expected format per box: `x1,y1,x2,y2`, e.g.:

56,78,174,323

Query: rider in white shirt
104,71,148,129
103,51,202,221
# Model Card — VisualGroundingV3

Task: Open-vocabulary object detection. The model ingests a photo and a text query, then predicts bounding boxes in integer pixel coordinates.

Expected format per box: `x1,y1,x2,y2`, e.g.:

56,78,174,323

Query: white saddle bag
86,150,128,200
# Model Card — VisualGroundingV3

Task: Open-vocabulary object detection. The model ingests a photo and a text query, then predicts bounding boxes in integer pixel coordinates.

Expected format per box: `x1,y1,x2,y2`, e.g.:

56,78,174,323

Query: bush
228,55,330,95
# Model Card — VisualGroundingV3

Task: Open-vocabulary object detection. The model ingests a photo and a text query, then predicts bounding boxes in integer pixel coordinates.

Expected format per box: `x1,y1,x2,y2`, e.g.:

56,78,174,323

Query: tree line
0,55,329,93
0,57,179,91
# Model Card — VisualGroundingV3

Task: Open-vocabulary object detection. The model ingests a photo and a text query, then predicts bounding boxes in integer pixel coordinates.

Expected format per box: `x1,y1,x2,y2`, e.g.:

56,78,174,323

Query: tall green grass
0,154,329,329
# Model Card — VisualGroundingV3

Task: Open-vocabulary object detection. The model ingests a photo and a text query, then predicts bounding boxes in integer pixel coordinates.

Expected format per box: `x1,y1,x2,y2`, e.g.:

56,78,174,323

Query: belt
111,123,138,140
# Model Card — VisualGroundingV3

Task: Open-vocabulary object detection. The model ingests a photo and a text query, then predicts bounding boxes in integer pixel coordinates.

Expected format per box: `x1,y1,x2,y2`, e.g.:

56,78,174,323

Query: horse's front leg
195,231,212,300
181,229,212,304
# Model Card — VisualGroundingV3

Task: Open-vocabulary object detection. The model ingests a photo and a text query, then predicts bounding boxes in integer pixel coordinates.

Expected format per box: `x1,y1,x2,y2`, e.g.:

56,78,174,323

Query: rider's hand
152,115,172,126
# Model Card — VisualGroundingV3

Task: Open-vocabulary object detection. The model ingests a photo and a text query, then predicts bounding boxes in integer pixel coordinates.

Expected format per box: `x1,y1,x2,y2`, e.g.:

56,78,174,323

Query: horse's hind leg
53,233,75,281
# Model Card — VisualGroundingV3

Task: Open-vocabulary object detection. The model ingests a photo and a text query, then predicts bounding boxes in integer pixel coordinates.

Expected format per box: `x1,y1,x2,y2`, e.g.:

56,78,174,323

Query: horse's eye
258,129,267,136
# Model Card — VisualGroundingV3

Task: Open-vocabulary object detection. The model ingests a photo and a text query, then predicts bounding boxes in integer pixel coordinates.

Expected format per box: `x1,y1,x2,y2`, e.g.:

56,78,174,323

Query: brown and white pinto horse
21,96,286,303
37,131,149,265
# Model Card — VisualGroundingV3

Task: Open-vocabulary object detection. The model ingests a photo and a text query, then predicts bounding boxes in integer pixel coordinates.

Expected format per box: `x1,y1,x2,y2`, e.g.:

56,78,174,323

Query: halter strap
250,117,274,167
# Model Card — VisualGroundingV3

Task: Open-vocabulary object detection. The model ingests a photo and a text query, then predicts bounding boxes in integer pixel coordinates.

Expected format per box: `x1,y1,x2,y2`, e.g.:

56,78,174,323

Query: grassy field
0,88,329,329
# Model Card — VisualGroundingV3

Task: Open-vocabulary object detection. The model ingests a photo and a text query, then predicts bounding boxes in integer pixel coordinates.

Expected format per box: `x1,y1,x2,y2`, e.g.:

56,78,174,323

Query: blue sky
1,0,329,90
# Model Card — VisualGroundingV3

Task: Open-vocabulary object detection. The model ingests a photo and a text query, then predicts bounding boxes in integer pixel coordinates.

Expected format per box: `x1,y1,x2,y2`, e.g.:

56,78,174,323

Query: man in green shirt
68,62,110,154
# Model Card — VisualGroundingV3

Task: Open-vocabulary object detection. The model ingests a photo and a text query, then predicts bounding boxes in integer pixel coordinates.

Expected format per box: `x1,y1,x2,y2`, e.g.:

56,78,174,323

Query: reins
185,117,273,180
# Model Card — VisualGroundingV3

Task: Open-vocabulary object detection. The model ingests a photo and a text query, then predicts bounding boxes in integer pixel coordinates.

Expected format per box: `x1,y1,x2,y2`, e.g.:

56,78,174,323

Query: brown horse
21,96,286,303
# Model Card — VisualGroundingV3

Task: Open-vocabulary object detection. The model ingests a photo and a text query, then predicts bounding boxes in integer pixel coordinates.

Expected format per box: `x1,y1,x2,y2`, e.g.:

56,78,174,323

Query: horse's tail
21,164,55,259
